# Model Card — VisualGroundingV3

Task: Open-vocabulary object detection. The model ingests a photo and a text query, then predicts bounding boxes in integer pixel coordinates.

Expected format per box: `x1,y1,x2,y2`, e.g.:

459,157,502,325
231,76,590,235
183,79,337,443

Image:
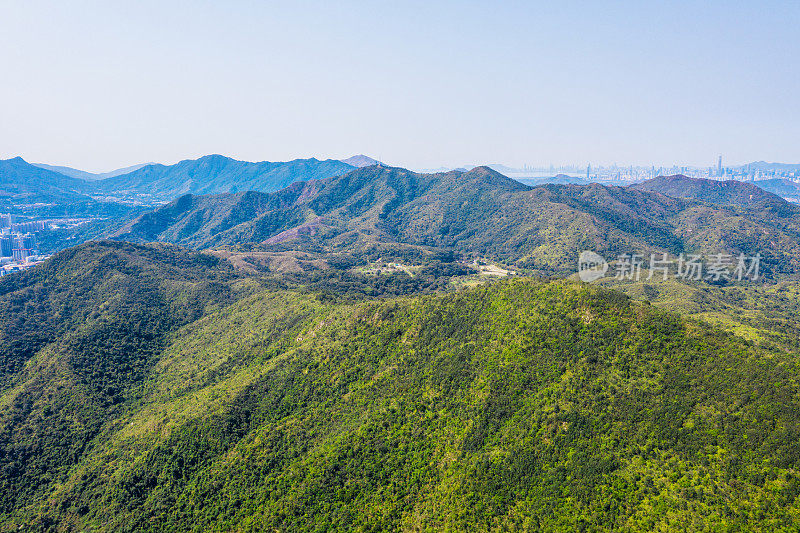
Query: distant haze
32,162,153,181
1,1,798,170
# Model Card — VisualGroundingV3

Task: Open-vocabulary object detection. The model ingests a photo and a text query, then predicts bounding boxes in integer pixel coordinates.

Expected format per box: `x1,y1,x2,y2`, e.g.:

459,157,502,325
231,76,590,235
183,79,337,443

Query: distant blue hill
514,174,591,186
738,161,800,173
32,162,152,181
753,178,800,201
2,155,358,210
0,157,93,203
0,157,136,217
340,154,381,167
92,154,356,204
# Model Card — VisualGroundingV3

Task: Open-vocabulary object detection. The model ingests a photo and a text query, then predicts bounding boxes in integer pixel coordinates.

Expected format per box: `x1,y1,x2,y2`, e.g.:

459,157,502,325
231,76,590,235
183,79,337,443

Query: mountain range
6,154,800,215
90,154,356,204
0,155,359,212
9,153,800,278
97,166,800,276
3,153,800,529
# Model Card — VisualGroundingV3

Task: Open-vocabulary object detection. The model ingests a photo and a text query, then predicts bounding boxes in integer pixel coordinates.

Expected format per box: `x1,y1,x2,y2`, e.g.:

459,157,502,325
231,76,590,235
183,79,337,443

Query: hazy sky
1,0,798,171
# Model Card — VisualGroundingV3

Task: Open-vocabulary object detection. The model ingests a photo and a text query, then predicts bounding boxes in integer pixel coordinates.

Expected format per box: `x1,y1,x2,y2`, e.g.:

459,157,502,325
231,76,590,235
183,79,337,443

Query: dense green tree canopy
0,243,797,531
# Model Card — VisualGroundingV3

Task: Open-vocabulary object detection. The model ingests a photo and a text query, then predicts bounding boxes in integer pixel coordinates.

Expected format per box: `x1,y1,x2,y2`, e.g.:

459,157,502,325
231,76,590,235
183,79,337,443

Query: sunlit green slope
0,254,797,530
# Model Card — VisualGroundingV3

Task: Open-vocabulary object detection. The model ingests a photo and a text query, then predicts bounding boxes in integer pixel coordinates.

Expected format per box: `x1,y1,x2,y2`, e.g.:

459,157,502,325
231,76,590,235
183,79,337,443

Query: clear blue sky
1,0,798,171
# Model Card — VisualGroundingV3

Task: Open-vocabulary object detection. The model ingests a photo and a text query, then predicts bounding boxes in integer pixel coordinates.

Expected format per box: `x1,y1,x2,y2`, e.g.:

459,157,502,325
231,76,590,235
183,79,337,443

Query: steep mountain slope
0,257,797,530
109,165,800,275
93,154,355,204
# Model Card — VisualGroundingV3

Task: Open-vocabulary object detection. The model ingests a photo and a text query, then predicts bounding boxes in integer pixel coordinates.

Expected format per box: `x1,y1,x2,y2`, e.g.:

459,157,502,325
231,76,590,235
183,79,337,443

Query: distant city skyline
1,1,798,171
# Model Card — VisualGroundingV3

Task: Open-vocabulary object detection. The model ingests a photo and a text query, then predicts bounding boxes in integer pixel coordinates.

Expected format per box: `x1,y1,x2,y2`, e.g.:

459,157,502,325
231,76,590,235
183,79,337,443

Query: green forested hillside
604,276,800,353
0,242,244,518
0,243,798,531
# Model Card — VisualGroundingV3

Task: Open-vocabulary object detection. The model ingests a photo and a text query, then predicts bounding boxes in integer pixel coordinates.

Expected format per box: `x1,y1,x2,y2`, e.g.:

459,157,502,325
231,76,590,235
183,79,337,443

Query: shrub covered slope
0,245,797,530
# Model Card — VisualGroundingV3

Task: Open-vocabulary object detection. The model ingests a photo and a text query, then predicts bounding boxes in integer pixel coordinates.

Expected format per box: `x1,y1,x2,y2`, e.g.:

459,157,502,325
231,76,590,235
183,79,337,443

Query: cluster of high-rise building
512,158,800,184
0,214,50,274
582,159,800,184
8,220,48,233
0,215,94,276
0,233,38,263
